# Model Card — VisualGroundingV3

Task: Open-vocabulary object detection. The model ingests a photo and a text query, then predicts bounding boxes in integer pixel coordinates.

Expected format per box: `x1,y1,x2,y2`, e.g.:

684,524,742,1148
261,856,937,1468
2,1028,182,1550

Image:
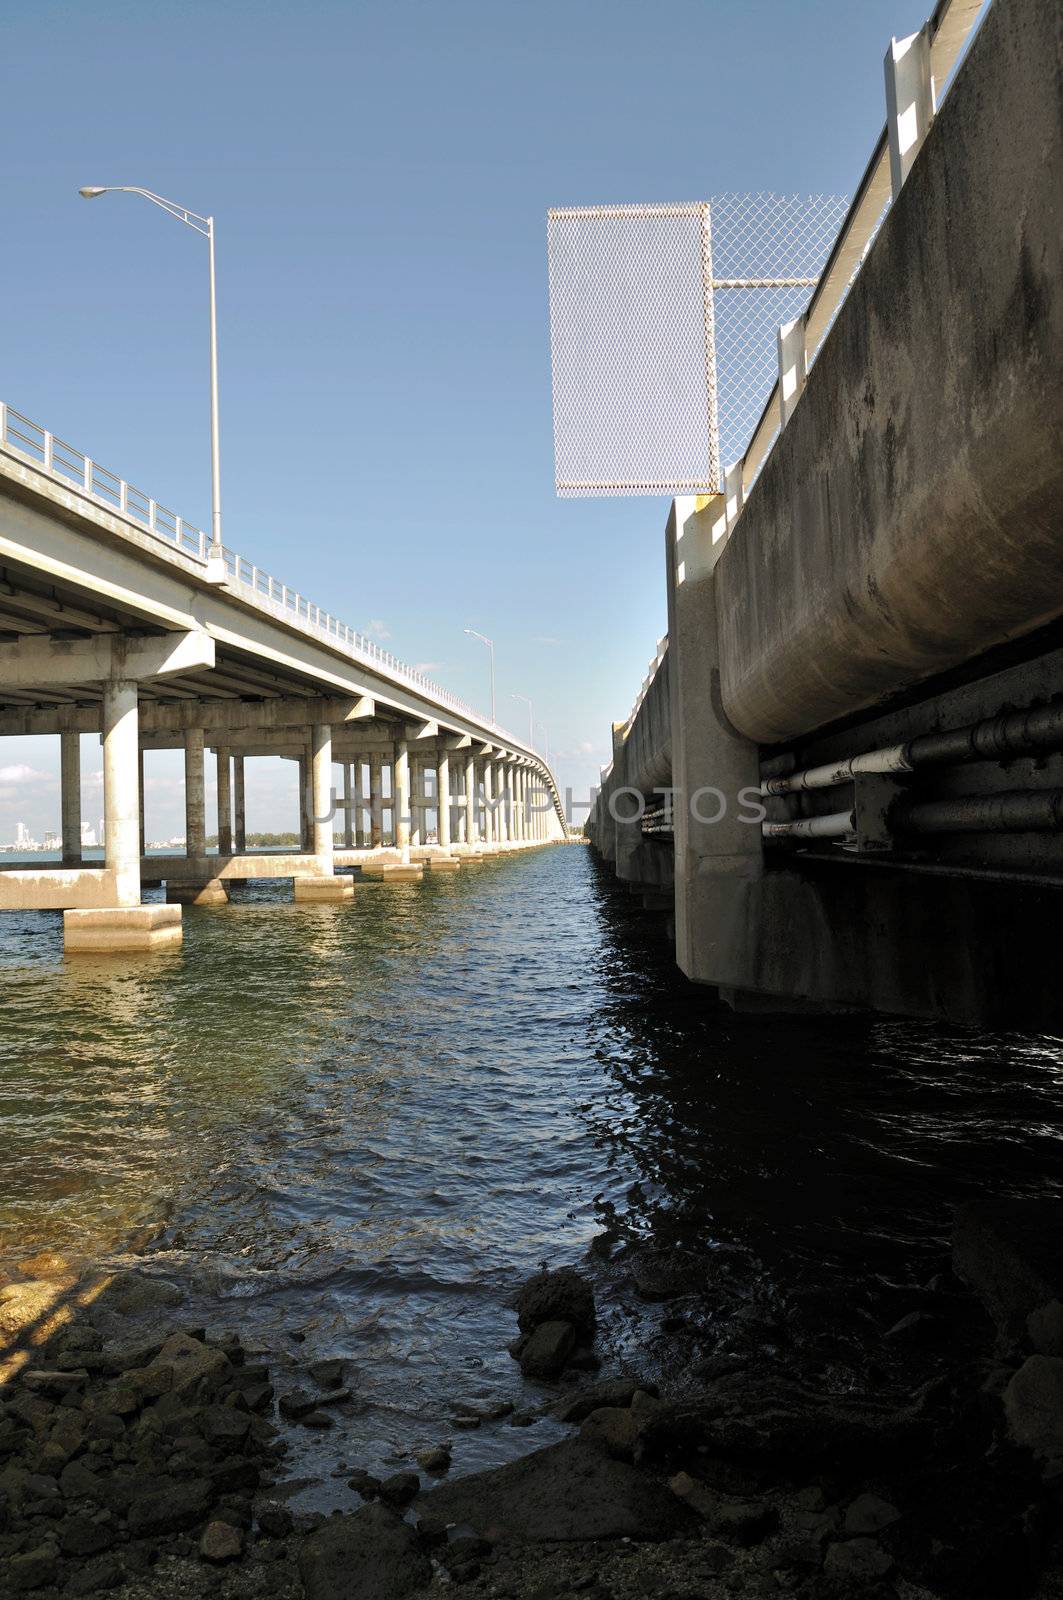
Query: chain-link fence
710,193,850,474
547,193,849,498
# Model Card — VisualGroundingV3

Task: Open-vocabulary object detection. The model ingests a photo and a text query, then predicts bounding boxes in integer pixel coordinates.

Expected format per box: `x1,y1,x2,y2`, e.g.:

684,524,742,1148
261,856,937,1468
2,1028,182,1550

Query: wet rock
105,1271,185,1316
554,1381,644,1423
126,1476,213,1536
379,1470,419,1506
579,1407,644,1461
417,1438,693,1543
299,1501,431,1600
257,1502,294,1537
515,1269,596,1341
201,1519,243,1562
278,1387,319,1420
668,1472,775,1544
347,1471,382,1499
0,1280,67,1343
953,1199,1063,1349
5,1543,60,1592
631,1249,708,1301
18,1249,74,1280
823,1536,894,1579
415,1443,451,1474
301,1411,334,1429
59,1511,119,1555
1029,1300,1063,1358
843,1492,901,1535
19,1368,87,1398
65,1553,125,1594
1004,1355,1063,1457
146,1332,230,1401
309,1358,346,1389
520,1320,576,1379
638,1373,926,1472
200,1405,252,1447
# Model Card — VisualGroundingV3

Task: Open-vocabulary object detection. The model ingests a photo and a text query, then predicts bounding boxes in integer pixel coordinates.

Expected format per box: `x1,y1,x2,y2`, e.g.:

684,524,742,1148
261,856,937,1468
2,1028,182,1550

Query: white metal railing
622,634,668,738
723,0,986,531
0,400,526,750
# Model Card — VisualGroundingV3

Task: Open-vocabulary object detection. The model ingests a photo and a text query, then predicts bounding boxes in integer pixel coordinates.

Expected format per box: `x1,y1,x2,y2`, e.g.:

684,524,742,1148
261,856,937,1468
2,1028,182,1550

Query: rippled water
2,847,1063,1504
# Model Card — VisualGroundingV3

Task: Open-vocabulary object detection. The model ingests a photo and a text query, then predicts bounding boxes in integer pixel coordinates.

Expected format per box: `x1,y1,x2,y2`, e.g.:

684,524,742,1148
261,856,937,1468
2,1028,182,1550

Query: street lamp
79,185,225,583
463,628,496,722
512,692,533,745
535,721,550,762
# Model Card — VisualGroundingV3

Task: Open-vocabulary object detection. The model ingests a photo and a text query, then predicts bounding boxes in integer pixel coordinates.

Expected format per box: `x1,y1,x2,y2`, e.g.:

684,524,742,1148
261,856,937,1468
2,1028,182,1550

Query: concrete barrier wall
717,0,1063,746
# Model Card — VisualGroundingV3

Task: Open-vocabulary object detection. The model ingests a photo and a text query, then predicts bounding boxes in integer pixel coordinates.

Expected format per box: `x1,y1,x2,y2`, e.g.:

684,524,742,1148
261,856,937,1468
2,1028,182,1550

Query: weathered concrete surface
717,0,1063,745
293,874,355,902
63,904,183,954
0,867,118,912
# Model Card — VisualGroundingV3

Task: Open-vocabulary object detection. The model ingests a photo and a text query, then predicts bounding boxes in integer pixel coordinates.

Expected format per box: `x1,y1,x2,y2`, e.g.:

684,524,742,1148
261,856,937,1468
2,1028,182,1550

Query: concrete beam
0,630,214,687
0,694,394,739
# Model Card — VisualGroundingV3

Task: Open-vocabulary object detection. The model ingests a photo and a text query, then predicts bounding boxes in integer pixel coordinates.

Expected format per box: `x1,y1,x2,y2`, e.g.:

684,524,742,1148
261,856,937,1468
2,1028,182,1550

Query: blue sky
2,0,942,840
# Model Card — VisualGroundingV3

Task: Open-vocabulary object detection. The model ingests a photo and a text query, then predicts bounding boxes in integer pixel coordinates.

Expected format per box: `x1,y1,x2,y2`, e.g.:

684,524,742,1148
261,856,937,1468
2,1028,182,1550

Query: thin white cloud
413,661,442,675
0,764,52,785
366,619,391,641
532,635,561,647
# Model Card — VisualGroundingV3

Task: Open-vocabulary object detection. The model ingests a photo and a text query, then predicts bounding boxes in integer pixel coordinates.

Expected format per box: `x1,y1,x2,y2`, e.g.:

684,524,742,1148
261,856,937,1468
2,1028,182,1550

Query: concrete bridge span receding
588,0,1063,1028
0,407,568,950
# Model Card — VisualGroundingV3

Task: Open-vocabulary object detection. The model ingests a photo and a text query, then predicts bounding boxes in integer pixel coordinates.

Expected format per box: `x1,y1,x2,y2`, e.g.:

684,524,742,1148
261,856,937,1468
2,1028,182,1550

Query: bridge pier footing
63,904,183,955
293,874,354,903
166,879,229,907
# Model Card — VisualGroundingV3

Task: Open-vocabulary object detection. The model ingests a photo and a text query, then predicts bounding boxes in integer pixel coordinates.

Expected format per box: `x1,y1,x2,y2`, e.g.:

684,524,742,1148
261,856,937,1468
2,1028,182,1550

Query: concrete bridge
588,0,1063,1027
0,408,566,952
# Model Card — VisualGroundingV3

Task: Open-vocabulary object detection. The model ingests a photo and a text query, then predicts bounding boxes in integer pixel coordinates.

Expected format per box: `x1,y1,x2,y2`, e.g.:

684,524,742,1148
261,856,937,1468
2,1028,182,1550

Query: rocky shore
2,1201,1063,1599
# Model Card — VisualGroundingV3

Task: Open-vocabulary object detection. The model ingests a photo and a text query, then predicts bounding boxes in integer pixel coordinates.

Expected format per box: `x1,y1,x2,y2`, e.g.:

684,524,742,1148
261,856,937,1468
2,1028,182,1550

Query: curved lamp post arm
79,184,224,573
463,628,496,723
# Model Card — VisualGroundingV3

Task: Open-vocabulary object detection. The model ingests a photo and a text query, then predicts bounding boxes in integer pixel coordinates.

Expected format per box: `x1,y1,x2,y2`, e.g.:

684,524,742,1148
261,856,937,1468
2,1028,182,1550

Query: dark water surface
1,846,1062,1505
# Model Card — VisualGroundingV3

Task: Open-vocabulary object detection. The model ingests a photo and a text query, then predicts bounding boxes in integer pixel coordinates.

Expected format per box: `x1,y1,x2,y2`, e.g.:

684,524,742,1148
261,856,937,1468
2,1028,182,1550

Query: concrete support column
666,496,762,988
217,748,233,855
139,748,146,857
495,759,509,844
465,753,477,846
354,760,366,847
482,758,494,845
438,748,452,849
298,753,310,851
293,723,354,902
185,729,205,856
410,755,424,847
516,768,526,842
103,679,141,908
370,754,383,847
60,731,81,865
394,738,411,862
341,763,354,849
234,756,246,853
311,724,334,864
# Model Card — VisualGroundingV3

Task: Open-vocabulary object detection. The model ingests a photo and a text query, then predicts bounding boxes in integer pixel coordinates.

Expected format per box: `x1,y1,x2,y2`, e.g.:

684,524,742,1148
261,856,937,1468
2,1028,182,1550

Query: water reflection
2,851,1063,1498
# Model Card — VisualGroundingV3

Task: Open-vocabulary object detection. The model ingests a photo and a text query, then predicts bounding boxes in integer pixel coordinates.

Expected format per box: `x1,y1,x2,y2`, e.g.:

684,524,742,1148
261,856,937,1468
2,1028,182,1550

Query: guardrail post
43,432,54,472
777,315,808,427
884,26,936,200
0,402,7,444
83,457,93,493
